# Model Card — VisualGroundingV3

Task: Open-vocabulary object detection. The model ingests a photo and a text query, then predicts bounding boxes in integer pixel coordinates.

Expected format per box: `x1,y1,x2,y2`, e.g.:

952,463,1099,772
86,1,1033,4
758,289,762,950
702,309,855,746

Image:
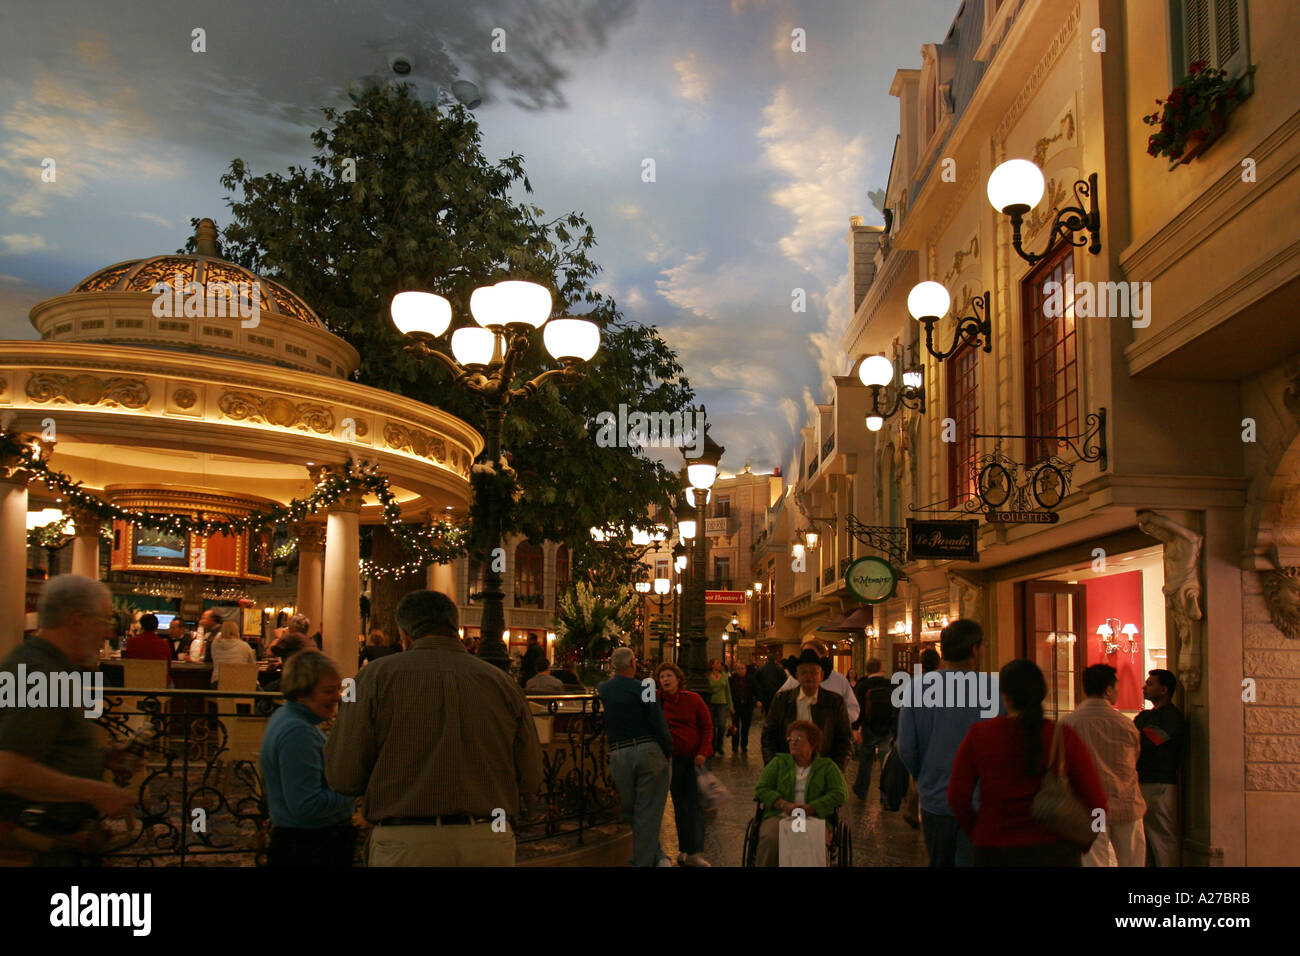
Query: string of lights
3,433,467,572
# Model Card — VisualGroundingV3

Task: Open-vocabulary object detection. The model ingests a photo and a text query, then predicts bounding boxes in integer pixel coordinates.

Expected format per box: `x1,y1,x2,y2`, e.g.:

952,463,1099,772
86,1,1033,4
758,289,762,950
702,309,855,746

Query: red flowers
1141,62,1241,161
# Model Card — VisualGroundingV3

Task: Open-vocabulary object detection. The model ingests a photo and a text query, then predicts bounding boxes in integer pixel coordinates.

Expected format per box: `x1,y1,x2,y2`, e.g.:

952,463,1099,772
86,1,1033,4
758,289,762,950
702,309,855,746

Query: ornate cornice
992,2,1080,146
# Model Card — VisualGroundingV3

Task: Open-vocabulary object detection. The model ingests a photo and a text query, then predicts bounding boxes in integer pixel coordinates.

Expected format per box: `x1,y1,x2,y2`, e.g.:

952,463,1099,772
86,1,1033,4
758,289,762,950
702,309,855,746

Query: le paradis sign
845,556,898,604
907,519,980,562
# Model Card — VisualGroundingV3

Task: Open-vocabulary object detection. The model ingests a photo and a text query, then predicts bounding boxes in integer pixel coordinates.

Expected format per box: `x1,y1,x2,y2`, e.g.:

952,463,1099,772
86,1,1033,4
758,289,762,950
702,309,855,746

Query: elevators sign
844,556,898,605
907,519,979,562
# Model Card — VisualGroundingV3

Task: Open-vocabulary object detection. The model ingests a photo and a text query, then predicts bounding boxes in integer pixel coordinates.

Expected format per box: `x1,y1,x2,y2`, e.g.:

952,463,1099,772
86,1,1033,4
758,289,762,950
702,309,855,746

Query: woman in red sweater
654,662,714,867
948,659,1107,866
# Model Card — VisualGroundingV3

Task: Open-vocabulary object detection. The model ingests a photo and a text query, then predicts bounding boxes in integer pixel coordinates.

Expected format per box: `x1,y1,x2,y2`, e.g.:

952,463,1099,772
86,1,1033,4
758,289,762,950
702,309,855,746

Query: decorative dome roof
31,218,359,378
70,219,324,329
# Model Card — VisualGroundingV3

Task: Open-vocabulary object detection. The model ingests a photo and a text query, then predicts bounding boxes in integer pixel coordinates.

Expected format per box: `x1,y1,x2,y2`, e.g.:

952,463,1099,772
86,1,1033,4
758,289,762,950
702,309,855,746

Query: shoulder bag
1030,721,1097,850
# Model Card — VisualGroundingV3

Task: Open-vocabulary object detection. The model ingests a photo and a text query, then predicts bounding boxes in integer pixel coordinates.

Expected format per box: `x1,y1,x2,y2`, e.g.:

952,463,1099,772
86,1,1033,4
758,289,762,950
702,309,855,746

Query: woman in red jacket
948,659,1107,866
654,662,714,867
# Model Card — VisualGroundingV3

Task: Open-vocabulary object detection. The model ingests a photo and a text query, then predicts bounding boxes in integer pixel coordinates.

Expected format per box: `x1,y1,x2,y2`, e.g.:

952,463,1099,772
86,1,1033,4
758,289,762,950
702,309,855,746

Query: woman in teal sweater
707,658,734,768
753,719,847,866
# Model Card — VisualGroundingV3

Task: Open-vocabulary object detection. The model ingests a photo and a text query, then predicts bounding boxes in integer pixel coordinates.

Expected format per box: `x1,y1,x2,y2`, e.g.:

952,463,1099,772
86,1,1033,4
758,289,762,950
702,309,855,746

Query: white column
293,522,325,635
0,476,30,655
321,495,361,677
70,506,100,580
427,560,456,597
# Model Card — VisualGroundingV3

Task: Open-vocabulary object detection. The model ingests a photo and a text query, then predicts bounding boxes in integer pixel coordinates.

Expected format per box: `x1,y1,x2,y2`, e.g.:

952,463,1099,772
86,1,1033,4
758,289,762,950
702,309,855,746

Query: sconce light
745,588,754,599
908,281,992,361
1097,619,1120,655
1122,622,1140,655
858,353,924,432
986,159,1101,266
753,581,763,594
674,554,688,572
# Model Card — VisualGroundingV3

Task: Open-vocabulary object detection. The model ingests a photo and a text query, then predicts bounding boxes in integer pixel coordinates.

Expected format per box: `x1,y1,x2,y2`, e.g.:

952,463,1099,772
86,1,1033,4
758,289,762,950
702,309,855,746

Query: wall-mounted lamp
859,354,924,432
1122,622,1140,655
986,159,1101,266
908,282,992,361
1096,619,1120,655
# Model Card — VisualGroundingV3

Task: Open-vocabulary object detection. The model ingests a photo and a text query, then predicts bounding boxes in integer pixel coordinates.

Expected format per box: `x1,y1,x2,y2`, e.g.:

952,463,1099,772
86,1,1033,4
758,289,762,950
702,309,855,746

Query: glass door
1022,582,1086,719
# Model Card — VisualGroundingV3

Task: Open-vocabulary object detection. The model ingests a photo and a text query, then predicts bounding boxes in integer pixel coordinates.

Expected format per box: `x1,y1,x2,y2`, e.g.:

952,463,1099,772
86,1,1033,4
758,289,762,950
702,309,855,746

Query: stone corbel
1137,510,1204,692
946,570,983,621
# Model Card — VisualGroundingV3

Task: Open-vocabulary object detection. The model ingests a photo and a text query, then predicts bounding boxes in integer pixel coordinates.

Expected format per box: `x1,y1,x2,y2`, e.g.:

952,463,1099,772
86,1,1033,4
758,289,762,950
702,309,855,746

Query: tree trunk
367,525,425,645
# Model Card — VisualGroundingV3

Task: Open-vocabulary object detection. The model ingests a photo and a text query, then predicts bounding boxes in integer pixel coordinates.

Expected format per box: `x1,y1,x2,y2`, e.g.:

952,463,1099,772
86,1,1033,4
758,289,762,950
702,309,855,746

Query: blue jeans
853,733,891,796
609,742,671,866
921,812,973,867
669,755,707,855
709,703,730,767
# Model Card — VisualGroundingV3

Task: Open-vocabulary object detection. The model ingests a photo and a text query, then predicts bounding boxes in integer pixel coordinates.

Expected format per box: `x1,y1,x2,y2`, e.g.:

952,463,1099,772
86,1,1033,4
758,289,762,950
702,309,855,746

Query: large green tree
193,85,690,558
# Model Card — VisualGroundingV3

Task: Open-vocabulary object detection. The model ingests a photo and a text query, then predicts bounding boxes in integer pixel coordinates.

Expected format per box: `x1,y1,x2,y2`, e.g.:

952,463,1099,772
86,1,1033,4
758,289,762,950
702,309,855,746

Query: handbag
696,768,731,810
1030,721,1097,850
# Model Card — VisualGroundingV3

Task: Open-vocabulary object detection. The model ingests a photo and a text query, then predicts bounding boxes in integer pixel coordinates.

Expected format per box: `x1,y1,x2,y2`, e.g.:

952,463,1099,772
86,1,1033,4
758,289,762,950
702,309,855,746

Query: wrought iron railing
95,687,281,867
822,434,835,459
92,688,620,865
517,693,619,847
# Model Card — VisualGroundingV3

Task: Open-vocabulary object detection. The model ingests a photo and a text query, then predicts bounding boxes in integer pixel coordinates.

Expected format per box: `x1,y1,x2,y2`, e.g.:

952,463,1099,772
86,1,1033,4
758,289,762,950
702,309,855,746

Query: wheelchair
741,799,853,867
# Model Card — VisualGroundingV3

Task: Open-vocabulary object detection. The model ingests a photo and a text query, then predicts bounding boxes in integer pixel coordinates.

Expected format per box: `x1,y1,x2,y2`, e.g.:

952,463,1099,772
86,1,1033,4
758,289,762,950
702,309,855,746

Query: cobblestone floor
658,725,930,867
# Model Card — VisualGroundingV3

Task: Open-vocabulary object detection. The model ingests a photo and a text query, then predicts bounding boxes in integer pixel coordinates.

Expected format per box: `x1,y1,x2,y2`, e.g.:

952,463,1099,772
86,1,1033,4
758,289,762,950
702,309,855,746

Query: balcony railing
88,688,621,866
807,458,818,479
707,578,733,591
822,434,835,460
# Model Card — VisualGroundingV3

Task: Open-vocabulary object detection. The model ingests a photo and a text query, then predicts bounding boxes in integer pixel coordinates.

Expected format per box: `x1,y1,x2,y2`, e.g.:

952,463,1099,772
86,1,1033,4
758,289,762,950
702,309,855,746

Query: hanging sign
844,556,898,604
985,510,1060,524
907,519,979,561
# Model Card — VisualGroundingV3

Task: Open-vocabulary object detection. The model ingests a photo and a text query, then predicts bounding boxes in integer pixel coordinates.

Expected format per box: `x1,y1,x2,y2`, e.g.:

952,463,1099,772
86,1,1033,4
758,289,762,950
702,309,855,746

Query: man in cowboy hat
761,648,852,772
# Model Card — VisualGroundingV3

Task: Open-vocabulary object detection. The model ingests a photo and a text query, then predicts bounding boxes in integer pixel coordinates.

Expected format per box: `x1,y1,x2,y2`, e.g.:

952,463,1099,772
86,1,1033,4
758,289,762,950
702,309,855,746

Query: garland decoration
468,458,522,554
2,431,467,571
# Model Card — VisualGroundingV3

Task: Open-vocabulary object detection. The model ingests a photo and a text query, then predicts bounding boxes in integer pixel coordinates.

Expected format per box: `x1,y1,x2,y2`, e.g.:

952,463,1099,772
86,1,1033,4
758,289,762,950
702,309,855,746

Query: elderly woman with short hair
258,650,356,866
209,620,255,686
753,718,847,866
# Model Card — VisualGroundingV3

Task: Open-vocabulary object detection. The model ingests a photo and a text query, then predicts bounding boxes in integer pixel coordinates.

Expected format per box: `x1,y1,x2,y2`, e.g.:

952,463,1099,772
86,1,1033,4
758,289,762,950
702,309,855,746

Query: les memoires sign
845,556,898,604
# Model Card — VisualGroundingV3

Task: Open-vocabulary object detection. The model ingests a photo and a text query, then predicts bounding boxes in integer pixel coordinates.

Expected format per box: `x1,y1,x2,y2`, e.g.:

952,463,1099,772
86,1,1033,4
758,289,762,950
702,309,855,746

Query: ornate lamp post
392,281,600,669
680,426,723,692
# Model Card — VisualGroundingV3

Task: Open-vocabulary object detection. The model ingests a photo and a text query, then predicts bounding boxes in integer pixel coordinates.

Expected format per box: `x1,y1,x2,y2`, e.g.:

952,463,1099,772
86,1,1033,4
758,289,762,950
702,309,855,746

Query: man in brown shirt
323,590,543,866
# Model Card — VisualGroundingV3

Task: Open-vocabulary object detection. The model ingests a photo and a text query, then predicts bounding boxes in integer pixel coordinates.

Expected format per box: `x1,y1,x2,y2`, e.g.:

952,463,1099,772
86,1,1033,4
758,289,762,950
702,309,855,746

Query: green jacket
754,753,847,821
708,673,734,708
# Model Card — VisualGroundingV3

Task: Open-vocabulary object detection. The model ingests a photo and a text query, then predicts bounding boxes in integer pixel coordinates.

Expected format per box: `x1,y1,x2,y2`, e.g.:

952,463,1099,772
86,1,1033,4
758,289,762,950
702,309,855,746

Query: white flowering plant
553,580,639,662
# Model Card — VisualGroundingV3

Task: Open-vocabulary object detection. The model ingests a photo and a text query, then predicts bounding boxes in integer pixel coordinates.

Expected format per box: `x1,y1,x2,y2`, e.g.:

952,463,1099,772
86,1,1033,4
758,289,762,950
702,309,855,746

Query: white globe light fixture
493,280,552,329
866,414,884,432
450,326,495,368
675,555,688,572
686,463,717,490
391,291,452,337
902,368,924,390
907,281,951,321
543,318,601,363
858,354,895,387
469,285,501,329
654,578,671,595
678,518,697,541
987,159,1046,214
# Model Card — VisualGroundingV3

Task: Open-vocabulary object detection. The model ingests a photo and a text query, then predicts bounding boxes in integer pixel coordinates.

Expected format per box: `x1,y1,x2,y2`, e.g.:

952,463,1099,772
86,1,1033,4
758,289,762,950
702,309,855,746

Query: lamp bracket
920,291,992,361
1009,173,1101,266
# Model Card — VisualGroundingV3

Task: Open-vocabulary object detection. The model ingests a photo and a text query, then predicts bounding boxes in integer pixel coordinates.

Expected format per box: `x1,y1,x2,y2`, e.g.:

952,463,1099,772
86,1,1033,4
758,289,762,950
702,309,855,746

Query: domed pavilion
0,219,478,672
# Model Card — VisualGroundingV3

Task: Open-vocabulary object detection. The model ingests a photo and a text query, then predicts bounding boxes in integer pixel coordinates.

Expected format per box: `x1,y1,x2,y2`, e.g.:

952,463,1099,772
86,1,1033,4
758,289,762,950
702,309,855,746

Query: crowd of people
0,574,1185,869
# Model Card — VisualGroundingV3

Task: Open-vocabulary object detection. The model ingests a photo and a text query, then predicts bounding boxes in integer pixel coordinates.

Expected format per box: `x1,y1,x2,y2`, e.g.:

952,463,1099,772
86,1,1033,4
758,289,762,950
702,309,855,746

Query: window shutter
1216,0,1249,77
1184,0,1212,67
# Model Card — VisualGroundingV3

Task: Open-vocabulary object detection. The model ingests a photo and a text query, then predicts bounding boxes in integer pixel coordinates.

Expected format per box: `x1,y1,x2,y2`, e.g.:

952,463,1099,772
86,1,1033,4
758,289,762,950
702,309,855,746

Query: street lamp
393,280,600,670
986,159,1101,265
680,422,723,692
858,353,924,432
907,281,993,361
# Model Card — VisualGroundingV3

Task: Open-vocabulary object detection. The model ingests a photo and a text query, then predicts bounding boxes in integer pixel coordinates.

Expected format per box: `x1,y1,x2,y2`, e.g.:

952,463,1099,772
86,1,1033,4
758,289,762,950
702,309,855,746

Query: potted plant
1143,61,1246,168
552,580,639,684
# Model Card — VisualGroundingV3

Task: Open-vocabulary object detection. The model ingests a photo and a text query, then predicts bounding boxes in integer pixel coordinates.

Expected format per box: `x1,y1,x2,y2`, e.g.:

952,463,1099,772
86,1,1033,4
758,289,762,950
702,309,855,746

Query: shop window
947,341,980,506
514,542,544,607
1021,245,1080,466
712,556,730,590
1169,0,1249,80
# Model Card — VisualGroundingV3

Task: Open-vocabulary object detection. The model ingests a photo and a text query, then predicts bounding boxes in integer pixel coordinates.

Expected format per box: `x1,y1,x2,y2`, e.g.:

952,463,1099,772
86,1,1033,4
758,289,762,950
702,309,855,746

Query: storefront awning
817,606,873,632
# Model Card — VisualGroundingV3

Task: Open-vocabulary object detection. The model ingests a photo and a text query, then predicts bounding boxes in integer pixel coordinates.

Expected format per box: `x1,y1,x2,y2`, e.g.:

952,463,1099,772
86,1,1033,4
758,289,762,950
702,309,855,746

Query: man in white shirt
778,638,860,728
1061,663,1146,867
189,609,222,662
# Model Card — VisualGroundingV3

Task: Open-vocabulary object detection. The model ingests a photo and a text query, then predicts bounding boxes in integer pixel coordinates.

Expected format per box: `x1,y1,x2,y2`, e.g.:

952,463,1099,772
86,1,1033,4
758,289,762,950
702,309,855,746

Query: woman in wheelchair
752,719,847,866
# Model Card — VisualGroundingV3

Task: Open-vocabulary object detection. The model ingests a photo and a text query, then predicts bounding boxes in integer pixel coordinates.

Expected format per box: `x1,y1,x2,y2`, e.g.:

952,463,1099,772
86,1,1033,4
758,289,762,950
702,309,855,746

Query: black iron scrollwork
972,407,1106,471
845,514,908,566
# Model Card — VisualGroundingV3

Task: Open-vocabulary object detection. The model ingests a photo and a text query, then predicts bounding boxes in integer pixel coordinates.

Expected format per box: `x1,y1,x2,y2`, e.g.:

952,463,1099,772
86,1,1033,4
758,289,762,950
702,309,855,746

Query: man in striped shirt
1061,664,1145,867
324,590,543,866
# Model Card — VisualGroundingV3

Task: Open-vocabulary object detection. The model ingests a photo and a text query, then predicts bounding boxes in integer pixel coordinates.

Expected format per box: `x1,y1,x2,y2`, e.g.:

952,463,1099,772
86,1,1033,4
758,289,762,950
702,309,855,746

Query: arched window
514,542,544,607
